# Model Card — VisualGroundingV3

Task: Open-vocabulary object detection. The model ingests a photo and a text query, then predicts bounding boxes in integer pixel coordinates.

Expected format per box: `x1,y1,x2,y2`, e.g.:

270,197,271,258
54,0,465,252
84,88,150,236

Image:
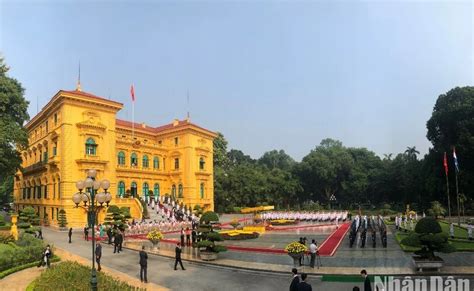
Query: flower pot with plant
401,217,455,272
147,229,163,250
285,241,308,267
197,211,227,260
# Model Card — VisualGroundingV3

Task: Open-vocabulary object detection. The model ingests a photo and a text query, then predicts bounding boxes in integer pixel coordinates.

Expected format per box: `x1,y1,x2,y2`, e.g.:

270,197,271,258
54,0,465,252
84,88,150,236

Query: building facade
13,89,216,228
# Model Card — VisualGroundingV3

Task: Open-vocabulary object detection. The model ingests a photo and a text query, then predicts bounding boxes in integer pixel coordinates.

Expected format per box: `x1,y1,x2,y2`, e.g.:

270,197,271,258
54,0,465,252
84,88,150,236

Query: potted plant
197,211,227,261
57,209,68,230
146,229,163,250
401,217,454,272
285,241,308,267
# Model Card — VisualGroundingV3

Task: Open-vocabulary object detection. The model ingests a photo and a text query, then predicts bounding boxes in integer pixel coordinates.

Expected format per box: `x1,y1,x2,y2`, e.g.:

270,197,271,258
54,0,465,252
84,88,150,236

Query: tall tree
258,149,295,170
0,57,29,177
297,138,353,204
426,86,474,201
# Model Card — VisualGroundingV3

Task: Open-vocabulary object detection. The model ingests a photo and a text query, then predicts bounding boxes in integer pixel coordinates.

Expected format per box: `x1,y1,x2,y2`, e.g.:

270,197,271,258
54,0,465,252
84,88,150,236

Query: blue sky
1,1,472,161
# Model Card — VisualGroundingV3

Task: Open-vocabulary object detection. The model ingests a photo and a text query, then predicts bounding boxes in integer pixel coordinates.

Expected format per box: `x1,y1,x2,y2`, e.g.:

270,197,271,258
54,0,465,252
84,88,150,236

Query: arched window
85,138,97,155
153,157,159,169
174,158,179,169
154,183,160,198
171,184,176,198
131,153,138,167
199,157,205,170
178,184,183,198
131,181,137,197
142,155,149,168
143,182,149,197
200,183,205,199
118,181,125,197
118,152,125,165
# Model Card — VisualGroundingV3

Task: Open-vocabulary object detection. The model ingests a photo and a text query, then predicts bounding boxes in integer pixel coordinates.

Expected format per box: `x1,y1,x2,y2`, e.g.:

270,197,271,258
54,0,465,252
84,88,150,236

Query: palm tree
404,146,420,160
383,153,393,161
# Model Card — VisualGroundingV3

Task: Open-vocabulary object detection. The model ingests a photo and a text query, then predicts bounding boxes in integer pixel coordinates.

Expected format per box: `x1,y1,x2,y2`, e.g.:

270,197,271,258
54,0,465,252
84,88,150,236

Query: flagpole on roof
443,152,451,221
131,84,135,141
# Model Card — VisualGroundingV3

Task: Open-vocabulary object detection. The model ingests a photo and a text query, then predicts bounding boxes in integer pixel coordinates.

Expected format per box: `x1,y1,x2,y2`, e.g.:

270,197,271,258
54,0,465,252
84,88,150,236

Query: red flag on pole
443,152,449,176
130,84,135,102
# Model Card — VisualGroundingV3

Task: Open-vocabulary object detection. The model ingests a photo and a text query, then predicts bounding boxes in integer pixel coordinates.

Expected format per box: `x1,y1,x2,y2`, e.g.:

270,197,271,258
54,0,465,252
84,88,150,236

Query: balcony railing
22,161,46,174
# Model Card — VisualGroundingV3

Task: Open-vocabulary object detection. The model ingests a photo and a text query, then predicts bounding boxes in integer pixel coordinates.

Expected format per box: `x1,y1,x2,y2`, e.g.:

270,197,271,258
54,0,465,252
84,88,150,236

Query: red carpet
316,222,350,256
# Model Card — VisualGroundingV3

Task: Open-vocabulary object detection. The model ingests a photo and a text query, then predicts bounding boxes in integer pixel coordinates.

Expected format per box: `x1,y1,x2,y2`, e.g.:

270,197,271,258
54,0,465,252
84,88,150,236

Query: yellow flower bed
220,230,256,236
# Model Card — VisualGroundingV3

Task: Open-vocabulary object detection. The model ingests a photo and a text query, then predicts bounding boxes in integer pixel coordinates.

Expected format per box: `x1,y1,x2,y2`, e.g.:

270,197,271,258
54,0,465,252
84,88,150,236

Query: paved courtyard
42,228,361,291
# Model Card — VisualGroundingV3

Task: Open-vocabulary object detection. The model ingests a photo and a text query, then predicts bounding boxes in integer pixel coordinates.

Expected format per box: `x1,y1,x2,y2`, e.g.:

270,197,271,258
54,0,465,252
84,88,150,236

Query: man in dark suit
289,268,299,291
84,226,89,241
95,242,102,271
68,228,72,243
174,243,185,270
107,227,113,244
360,269,372,291
139,246,148,283
114,231,121,253
297,273,312,291
118,231,123,252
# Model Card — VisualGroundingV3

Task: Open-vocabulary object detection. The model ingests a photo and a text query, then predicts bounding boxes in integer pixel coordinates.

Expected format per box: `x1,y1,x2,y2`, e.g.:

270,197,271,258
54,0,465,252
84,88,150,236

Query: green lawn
393,228,474,252
439,221,468,238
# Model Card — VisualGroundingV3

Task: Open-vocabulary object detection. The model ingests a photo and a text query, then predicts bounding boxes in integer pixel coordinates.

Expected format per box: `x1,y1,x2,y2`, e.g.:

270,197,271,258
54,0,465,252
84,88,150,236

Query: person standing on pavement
180,228,185,247
360,269,372,291
289,268,300,291
174,242,185,270
37,227,43,240
107,227,113,244
68,228,72,243
309,239,317,268
84,225,89,241
114,231,121,253
185,227,191,246
191,228,197,246
95,242,102,271
118,230,123,252
297,273,312,291
139,245,148,283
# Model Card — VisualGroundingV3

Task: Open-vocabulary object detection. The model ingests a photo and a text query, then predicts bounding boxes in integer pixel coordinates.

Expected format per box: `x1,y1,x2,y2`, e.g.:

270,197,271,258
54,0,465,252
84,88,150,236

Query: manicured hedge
0,234,45,272
29,261,145,291
0,256,60,279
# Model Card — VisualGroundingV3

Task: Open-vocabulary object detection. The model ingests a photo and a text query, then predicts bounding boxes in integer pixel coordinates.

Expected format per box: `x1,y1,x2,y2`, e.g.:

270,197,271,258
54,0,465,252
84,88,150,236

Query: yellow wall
13,90,216,228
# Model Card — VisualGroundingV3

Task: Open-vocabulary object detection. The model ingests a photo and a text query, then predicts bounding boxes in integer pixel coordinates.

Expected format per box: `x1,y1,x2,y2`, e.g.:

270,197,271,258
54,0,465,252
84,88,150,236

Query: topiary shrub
103,205,128,231
57,210,67,228
200,211,219,224
197,211,227,253
401,217,454,260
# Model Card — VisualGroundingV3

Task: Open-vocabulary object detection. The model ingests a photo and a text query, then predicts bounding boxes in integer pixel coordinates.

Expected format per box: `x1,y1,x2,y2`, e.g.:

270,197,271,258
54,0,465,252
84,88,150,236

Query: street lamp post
72,169,112,291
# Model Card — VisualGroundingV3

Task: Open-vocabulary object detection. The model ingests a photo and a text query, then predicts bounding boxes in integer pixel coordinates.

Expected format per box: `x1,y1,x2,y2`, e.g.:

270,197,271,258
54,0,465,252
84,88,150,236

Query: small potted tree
57,209,68,230
401,217,454,272
197,211,227,261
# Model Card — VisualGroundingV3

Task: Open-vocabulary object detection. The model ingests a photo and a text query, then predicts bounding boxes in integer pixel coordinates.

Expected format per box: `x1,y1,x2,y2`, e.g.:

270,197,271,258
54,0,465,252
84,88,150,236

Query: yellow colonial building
13,88,216,228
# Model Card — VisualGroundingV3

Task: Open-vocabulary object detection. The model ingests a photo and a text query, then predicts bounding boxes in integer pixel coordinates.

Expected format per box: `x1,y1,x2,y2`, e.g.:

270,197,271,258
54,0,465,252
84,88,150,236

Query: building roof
116,118,216,136
60,90,123,106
